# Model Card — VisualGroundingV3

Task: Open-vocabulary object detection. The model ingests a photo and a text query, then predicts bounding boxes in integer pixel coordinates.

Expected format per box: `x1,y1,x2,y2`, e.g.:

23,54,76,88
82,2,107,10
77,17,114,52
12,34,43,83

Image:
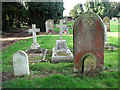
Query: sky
63,0,120,16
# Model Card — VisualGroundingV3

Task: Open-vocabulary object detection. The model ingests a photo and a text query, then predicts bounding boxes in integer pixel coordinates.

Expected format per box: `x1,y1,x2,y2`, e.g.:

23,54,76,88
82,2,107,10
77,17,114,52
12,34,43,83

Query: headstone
13,50,30,76
104,25,107,42
51,19,74,63
103,16,110,32
28,24,40,49
45,19,54,33
73,11,104,73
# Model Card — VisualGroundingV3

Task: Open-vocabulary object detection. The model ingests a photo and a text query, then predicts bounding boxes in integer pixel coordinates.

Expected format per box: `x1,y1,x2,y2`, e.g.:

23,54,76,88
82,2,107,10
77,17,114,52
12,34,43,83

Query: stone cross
28,24,40,49
60,19,64,40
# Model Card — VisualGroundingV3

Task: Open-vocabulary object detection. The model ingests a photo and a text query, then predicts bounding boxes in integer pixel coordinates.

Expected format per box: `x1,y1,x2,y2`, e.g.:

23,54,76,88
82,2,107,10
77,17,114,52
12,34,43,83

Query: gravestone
51,19,73,63
13,50,30,76
73,11,104,74
104,25,107,42
45,19,54,33
103,16,110,32
28,24,40,49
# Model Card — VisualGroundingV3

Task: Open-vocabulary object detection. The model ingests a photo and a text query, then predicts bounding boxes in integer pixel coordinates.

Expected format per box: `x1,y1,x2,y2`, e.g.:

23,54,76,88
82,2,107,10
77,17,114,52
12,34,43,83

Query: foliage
84,0,120,19
2,2,64,32
70,3,84,18
25,2,64,32
2,2,26,32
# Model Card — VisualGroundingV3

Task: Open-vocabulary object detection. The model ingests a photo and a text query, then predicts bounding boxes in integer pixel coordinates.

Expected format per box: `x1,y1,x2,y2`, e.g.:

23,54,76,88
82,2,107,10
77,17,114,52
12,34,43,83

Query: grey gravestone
51,19,73,63
45,19,54,33
13,50,30,76
73,11,104,73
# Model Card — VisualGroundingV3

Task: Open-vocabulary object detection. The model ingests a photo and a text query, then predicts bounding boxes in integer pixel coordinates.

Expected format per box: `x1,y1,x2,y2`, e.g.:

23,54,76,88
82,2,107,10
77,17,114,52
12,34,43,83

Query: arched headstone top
45,19,54,23
74,11,104,32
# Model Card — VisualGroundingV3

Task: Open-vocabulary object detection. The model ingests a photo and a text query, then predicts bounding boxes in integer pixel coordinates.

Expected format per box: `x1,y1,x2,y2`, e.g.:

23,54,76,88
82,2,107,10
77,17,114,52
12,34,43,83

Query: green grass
2,20,119,88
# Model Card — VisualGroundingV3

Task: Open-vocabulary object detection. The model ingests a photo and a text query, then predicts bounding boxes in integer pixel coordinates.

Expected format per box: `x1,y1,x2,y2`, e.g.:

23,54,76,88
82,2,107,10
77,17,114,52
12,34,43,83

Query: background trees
84,0,120,19
70,3,84,18
2,2,64,32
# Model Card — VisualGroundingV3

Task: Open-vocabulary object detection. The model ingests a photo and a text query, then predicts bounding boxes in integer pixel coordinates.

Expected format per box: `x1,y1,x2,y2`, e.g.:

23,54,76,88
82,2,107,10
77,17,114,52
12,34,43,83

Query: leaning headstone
13,50,30,76
51,19,74,63
73,11,104,74
28,24,40,49
45,19,54,33
103,16,110,32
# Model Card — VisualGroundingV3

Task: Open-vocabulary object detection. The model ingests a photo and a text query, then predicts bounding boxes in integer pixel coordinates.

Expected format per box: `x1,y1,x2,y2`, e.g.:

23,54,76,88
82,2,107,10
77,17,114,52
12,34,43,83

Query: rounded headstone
73,11,104,73
13,50,30,76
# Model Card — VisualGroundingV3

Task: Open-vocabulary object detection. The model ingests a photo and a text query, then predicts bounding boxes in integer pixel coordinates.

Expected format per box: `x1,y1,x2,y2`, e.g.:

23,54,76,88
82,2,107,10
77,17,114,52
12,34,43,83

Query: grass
2,20,119,88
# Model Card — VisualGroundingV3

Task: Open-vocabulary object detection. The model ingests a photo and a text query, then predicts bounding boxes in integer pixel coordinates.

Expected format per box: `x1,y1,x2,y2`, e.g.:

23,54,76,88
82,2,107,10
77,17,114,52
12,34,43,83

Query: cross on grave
28,24,40,49
60,19,64,40
56,19,67,40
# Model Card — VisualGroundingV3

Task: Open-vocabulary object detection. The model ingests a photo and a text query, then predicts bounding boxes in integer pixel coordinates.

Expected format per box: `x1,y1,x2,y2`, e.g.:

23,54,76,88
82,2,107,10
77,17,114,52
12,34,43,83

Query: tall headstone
51,19,73,63
103,16,110,32
28,24,40,49
45,19,54,33
73,11,104,73
13,50,30,76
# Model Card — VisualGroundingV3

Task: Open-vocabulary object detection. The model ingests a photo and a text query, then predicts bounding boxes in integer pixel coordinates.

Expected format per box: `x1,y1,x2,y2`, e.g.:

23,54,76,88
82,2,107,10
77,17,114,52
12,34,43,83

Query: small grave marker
13,50,30,76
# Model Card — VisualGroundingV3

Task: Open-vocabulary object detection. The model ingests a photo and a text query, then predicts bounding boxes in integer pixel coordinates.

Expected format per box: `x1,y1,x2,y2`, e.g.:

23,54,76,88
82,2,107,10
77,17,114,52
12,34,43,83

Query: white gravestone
51,19,74,63
104,25,107,42
104,25,110,48
28,24,40,49
13,50,30,76
45,19,54,33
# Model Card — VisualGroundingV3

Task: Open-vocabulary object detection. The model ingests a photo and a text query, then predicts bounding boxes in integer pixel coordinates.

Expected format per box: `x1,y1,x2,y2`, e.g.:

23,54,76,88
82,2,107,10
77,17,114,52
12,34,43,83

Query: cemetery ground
2,20,119,88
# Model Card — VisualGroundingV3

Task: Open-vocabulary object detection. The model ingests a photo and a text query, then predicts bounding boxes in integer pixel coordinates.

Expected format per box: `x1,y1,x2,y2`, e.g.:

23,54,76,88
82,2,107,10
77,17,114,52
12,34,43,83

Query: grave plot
51,19,74,63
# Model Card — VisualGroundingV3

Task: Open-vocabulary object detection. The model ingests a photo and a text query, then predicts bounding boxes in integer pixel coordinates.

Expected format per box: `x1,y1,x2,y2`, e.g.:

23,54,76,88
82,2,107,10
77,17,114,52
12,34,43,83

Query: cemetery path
0,35,48,51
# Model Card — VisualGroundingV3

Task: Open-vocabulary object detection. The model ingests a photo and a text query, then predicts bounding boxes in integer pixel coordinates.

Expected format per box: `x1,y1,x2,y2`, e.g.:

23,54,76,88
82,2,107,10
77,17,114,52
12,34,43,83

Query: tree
25,2,64,32
2,2,64,32
84,0,120,19
2,2,26,32
70,3,84,18
85,0,110,19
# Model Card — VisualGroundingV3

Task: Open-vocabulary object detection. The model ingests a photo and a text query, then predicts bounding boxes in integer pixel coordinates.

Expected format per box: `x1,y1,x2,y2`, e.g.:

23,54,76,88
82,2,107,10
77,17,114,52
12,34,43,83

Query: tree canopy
84,0,120,19
70,3,84,18
2,2,64,32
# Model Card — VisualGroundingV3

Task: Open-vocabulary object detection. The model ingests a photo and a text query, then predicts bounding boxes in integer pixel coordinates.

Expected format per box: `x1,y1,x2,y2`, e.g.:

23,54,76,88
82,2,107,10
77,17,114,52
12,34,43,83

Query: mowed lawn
2,20,119,88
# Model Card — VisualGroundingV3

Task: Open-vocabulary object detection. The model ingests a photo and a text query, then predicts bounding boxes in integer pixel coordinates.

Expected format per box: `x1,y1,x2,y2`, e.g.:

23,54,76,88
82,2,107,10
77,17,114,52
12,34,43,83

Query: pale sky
63,0,120,16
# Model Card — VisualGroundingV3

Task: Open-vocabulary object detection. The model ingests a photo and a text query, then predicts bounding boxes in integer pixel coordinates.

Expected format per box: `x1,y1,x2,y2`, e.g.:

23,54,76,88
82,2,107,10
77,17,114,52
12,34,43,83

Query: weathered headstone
73,11,104,73
28,24,40,49
13,50,30,76
45,19,54,33
51,19,74,63
103,16,110,32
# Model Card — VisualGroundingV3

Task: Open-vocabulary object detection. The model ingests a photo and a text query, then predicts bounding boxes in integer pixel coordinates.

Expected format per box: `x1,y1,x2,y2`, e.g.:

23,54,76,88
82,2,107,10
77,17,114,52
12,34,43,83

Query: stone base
30,43,40,49
51,47,74,63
